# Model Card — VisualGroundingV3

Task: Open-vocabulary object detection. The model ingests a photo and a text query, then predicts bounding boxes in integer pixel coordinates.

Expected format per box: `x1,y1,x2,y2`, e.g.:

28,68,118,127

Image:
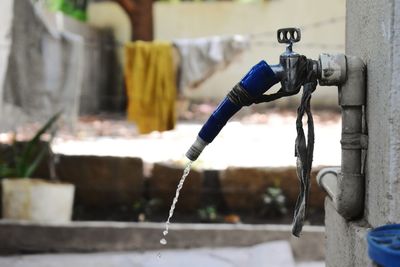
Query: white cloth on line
173,35,250,90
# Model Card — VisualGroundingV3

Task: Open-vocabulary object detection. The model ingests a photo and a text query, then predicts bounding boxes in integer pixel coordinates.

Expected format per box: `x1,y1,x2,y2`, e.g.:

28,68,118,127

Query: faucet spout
185,136,208,161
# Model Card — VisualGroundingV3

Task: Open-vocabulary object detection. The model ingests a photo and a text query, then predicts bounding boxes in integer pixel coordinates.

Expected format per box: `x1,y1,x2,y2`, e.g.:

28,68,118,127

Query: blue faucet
185,60,280,161
185,27,325,237
185,28,316,161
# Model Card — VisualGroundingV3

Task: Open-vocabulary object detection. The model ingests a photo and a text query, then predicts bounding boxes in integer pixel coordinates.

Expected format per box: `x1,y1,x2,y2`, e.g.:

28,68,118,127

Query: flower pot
1,178,75,223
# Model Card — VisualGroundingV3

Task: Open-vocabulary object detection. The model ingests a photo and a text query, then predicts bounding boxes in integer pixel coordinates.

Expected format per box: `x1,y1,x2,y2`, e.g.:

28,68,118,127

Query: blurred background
0,0,345,266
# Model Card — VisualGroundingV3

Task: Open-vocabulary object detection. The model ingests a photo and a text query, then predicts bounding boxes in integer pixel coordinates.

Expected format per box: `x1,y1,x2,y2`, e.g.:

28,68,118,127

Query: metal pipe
317,55,366,220
270,64,284,80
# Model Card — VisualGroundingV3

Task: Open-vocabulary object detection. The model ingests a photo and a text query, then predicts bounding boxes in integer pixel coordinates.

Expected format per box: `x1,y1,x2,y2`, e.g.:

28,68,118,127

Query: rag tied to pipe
255,58,317,237
228,56,317,236
292,80,317,237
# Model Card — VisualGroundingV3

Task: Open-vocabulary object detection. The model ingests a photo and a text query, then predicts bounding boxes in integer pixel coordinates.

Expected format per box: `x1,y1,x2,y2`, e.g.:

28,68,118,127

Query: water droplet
159,161,193,246
157,252,162,258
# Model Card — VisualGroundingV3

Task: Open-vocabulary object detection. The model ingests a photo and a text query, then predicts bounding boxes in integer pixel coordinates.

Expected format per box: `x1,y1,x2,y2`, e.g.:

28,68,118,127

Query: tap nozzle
185,136,209,161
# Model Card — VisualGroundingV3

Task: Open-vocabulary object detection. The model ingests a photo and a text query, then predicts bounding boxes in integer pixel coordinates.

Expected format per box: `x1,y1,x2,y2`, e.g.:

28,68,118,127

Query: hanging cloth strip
292,80,317,237
226,56,317,237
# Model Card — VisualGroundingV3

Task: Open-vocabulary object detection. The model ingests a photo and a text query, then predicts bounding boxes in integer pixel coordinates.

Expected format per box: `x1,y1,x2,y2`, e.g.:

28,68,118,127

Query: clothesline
250,40,344,50
0,16,345,51
82,15,346,50
118,16,346,134
248,15,345,39
0,40,344,51
79,39,345,51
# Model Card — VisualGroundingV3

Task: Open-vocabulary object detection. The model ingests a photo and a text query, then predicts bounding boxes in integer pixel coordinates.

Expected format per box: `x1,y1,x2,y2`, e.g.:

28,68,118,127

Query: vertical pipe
341,106,362,174
336,56,366,219
317,55,366,220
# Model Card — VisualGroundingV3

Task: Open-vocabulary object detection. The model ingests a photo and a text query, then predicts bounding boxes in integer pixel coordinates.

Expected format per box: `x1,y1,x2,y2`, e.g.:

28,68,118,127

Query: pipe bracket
341,133,368,150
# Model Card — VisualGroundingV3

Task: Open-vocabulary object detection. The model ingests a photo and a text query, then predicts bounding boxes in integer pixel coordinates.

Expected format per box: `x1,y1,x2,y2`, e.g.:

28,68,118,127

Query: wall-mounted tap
186,28,317,162
185,28,367,235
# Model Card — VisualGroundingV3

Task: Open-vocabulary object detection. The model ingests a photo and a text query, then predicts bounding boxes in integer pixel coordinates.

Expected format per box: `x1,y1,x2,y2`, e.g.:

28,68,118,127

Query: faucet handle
277,28,301,44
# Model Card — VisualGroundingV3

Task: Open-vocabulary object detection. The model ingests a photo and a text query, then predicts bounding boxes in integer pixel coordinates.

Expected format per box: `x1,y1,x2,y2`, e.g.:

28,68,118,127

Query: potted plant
0,113,75,223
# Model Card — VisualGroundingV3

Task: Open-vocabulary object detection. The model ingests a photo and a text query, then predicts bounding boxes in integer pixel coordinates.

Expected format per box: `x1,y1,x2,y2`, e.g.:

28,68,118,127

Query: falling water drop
159,161,193,246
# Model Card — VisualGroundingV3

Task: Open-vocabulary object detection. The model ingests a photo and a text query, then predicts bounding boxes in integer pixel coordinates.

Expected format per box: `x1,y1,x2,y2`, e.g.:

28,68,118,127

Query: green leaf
18,112,62,178
23,145,48,178
0,163,14,178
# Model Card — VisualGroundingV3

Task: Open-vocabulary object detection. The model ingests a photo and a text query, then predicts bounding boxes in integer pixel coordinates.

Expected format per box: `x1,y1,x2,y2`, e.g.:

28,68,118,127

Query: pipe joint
318,53,347,86
339,56,366,106
336,172,364,219
317,168,364,220
341,133,369,150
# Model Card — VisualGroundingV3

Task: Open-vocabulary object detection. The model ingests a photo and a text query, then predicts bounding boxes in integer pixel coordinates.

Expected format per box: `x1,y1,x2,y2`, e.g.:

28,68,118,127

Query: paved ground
0,241,324,267
0,109,341,170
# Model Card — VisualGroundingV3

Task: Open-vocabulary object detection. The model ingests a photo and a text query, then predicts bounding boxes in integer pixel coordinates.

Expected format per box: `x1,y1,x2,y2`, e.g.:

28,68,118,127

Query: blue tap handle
186,60,279,161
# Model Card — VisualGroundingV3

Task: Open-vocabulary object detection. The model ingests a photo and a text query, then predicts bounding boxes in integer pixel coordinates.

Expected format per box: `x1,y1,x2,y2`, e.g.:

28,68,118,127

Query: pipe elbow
339,56,366,106
335,172,364,220
346,56,366,73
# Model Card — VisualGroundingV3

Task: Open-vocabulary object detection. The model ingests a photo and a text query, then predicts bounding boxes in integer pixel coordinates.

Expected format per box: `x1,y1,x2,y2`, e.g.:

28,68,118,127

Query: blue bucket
367,224,400,266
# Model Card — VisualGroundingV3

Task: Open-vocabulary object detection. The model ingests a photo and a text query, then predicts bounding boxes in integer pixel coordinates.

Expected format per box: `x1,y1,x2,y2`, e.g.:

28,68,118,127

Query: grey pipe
317,55,366,220
316,167,339,202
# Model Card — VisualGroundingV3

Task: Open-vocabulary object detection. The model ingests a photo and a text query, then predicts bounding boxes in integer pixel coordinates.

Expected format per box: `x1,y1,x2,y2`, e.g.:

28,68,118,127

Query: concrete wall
347,0,400,228
87,1,131,63
0,0,13,119
325,199,370,266
87,2,131,46
325,0,400,266
154,1,345,108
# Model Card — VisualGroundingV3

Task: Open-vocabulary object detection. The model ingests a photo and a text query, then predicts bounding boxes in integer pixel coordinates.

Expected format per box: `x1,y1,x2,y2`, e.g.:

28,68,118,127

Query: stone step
0,221,325,262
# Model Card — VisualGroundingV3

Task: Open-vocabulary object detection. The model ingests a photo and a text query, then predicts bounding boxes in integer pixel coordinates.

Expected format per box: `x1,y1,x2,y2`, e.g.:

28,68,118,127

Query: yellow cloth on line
124,41,177,134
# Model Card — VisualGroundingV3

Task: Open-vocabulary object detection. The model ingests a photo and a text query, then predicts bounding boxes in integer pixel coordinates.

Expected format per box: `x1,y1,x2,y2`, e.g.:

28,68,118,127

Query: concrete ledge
0,220,324,261
325,198,371,266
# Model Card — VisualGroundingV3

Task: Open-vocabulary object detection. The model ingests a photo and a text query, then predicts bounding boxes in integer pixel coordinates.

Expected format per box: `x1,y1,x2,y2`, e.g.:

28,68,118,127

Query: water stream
160,160,193,246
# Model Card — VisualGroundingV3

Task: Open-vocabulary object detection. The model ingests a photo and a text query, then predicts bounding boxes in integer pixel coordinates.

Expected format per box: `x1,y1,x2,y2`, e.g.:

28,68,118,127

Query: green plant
197,205,219,222
0,112,61,179
133,198,163,222
259,183,287,217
